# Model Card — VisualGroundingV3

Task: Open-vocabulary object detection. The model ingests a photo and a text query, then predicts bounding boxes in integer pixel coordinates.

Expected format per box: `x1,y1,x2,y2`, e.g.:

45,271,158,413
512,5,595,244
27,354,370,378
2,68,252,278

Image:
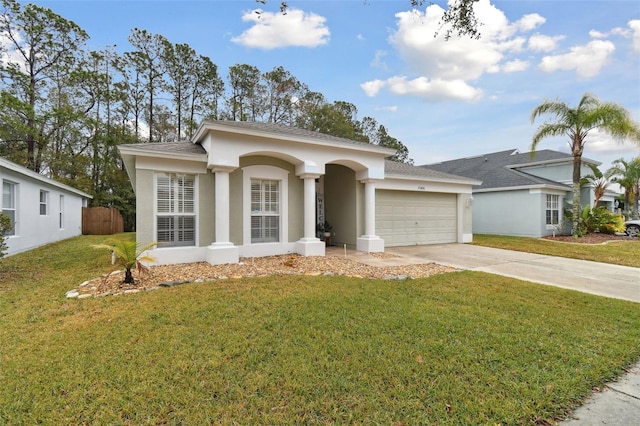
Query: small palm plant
92,240,157,284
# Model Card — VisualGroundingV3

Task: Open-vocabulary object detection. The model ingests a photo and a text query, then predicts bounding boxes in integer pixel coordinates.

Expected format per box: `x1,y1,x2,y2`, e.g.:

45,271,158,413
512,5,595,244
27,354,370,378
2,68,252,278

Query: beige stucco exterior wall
136,168,154,247
325,164,358,248
199,171,215,246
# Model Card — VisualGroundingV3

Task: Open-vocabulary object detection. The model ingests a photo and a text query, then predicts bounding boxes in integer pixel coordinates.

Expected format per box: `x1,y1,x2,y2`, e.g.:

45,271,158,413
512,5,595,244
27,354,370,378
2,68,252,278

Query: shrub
0,213,13,259
576,206,625,236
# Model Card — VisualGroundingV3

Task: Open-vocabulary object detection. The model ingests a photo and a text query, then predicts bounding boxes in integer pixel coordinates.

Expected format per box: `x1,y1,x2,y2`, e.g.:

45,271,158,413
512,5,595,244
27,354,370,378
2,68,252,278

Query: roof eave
194,121,397,157
474,183,571,193
385,172,482,186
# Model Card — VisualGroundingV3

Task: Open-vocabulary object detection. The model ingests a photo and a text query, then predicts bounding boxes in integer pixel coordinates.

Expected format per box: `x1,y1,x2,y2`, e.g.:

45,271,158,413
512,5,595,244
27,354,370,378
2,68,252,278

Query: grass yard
473,234,640,268
1,234,639,424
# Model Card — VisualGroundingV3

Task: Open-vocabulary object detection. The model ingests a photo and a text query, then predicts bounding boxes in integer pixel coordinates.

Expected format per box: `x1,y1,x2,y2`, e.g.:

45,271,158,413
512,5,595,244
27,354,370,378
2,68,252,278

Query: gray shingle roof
424,149,585,190
199,120,392,152
118,141,206,155
385,160,476,182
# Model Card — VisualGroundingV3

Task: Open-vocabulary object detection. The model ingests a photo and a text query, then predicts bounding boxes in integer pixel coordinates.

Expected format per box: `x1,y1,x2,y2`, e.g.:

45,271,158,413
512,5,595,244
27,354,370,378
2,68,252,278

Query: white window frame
545,194,560,227
2,181,17,236
250,178,280,243
155,172,197,247
40,190,49,216
243,165,288,247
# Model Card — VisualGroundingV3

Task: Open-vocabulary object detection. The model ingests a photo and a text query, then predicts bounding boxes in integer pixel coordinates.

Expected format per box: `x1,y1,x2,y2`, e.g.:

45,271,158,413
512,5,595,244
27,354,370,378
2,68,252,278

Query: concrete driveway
386,244,640,303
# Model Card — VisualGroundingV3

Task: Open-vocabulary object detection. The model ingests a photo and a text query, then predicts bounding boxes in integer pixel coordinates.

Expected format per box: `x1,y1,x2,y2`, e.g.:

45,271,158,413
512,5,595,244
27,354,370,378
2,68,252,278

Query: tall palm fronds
531,93,640,236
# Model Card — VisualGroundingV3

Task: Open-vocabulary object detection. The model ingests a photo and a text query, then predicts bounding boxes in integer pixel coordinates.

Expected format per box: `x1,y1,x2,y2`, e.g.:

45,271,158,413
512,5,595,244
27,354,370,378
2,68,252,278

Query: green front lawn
1,234,639,424
473,234,640,268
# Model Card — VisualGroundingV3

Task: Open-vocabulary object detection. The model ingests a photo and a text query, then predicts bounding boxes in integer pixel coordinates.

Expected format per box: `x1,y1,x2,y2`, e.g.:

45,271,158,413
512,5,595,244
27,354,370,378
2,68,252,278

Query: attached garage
376,190,458,246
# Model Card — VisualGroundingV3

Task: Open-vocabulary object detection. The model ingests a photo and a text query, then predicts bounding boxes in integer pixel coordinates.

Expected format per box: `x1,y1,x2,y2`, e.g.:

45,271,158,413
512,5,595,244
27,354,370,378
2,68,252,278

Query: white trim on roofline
192,121,397,157
383,172,481,187
0,157,92,199
505,156,601,169
474,184,571,193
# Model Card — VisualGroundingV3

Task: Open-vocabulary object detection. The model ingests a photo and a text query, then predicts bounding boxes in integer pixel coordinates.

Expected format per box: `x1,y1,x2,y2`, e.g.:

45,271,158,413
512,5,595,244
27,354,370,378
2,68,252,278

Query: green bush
576,206,625,236
0,213,13,259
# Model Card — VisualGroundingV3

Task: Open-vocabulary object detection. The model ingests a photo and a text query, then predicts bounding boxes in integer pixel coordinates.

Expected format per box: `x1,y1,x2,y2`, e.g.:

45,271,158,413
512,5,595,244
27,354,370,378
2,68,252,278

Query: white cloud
589,29,607,39
231,8,329,49
528,34,565,52
502,59,529,73
357,33,365,41
514,13,545,32
629,20,640,52
0,30,27,72
385,76,483,101
365,0,548,101
361,80,386,97
583,128,640,163
539,40,615,78
370,50,388,70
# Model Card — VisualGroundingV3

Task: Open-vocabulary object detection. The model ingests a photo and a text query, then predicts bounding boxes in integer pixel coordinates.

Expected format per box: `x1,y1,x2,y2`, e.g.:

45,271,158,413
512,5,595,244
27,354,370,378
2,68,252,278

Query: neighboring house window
59,195,64,229
2,181,16,236
40,190,49,215
546,194,560,225
156,173,195,247
251,179,279,243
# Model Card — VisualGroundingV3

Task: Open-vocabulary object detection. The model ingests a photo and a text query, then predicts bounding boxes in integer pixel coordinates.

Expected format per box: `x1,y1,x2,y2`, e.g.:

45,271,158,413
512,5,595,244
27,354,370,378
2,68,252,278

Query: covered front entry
376,190,458,246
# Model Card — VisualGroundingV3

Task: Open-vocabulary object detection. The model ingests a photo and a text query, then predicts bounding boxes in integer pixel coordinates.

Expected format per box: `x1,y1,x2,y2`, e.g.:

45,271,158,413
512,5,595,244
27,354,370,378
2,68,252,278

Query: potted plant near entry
322,221,333,238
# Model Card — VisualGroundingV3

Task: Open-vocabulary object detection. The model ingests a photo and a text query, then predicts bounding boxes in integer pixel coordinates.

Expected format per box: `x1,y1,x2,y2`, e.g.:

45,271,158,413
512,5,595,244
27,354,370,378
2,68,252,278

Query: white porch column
357,179,384,253
206,165,239,265
295,173,325,256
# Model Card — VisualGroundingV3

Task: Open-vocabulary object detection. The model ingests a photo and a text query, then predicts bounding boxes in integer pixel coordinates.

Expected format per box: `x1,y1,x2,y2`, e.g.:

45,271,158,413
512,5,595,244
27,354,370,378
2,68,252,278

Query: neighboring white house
1,157,92,256
118,120,479,265
425,149,614,238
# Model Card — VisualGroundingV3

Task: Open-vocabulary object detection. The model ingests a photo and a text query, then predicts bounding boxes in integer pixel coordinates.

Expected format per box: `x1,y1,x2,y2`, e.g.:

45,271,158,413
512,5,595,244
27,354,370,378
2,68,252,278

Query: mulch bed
541,233,638,244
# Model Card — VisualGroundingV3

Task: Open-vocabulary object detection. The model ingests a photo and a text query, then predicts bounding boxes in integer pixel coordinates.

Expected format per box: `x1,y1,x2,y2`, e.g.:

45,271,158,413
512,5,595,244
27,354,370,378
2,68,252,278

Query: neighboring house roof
424,149,600,192
0,157,92,199
385,160,481,185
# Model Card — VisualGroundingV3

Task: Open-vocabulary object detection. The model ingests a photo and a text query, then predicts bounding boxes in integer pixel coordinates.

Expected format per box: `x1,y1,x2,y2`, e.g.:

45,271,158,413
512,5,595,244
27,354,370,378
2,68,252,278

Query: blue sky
30,0,640,169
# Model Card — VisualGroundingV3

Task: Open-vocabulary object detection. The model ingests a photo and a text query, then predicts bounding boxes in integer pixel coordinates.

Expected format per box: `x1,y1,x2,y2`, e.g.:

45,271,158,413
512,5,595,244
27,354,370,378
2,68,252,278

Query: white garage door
376,190,458,246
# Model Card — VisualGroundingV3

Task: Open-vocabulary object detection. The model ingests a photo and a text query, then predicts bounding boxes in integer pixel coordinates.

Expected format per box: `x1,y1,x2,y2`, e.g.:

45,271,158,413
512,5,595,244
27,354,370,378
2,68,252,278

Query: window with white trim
251,179,280,243
40,190,48,215
156,173,195,246
2,181,16,236
546,194,560,225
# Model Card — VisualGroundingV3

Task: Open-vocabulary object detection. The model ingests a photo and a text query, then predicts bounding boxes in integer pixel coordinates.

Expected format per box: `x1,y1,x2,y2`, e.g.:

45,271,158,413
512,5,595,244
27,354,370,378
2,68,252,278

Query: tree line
0,0,411,230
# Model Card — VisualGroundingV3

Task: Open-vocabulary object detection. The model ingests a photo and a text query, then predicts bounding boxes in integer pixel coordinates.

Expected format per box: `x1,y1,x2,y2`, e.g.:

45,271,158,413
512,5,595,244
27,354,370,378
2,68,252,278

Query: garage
376,190,458,246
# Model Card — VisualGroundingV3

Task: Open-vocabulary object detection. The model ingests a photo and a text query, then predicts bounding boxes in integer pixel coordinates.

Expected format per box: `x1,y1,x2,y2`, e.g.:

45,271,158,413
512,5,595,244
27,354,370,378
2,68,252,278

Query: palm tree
93,240,157,284
580,164,610,208
606,157,640,219
531,93,640,236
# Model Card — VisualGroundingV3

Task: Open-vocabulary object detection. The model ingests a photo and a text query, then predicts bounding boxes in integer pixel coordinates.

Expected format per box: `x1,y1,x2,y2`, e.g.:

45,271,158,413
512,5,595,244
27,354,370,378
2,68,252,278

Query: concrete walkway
383,243,640,424
386,243,640,303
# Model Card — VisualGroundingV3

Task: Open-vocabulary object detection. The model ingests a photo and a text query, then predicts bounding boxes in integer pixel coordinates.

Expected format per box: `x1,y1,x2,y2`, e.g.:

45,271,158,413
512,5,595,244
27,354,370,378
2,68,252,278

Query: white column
303,176,316,239
214,168,231,243
364,180,376,237
295,173,325,256
357,179,384,253
206,165,239,265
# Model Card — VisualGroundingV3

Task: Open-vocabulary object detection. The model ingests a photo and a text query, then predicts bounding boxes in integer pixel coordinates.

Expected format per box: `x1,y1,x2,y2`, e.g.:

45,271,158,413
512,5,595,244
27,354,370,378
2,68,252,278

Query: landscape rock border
67,253,457,298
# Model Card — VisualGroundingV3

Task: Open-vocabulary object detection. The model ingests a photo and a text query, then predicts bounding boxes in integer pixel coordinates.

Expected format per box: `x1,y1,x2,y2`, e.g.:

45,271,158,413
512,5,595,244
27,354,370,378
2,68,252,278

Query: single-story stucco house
1,157,92,256
424,148,616,238
118,120,480,265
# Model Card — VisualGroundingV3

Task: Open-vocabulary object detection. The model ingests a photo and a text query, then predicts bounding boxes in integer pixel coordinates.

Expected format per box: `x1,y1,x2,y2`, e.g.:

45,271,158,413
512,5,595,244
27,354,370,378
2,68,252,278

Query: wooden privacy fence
82,207,124,235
